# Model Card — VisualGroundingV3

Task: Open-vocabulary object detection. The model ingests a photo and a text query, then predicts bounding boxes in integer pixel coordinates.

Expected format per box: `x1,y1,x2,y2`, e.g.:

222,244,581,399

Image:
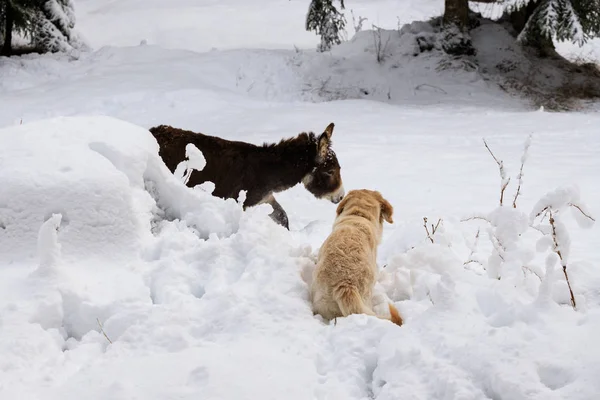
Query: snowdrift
0,116,246,264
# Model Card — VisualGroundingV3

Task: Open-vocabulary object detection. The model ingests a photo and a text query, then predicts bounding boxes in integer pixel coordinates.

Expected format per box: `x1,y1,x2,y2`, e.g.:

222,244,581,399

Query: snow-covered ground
1,0,599,399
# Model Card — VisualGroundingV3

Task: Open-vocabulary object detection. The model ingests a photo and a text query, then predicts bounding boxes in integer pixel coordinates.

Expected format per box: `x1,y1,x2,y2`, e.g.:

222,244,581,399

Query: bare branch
513,135,532,208
522,265,542,281
431,219,442,235
463,228,481,268
568,203,596,222
532,206,550,220
483,138,502,166
427,290,435,305
414,84,448,95
490,234,506,262
461,216,491,224
549,211,576,310
483,138,510,206
423,217,434,243
97,318,113,344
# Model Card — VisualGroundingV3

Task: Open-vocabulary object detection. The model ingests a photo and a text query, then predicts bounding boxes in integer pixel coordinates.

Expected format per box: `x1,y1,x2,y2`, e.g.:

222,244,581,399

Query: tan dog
310,189,403,326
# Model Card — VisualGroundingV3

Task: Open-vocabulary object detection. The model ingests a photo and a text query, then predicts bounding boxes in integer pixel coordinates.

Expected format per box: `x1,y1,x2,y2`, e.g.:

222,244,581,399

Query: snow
1,0,600,399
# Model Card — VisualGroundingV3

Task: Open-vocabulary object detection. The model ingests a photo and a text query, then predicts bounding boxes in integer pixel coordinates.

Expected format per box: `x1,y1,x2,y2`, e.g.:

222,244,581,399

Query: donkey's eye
323,170,334,177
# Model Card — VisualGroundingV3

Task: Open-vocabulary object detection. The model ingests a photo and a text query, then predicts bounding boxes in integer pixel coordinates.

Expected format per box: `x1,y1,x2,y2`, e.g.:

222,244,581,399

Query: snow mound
295,20,519,109
0,116,246,264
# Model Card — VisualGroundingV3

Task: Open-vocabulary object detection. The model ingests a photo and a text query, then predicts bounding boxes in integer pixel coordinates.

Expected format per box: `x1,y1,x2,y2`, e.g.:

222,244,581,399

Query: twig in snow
483,138,510,206
414,84,448,95
490,234,506,262
522,265,543,281
372,24,390,63
463,228,482,267
350,10,368,33
513,134,532,208
461,215,491,224
423,217,442,243
97,318,113,344
548,211,576,310
533,205,550,220
427,290,435,305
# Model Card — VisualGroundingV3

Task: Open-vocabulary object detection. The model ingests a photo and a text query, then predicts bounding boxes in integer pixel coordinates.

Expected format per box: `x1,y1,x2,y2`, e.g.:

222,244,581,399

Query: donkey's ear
317,132,330,161
323,122,335,140
379,196,394,224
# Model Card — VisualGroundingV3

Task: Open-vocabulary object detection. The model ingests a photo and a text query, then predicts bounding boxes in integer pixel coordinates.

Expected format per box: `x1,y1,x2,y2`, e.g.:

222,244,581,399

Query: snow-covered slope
1,0,599,399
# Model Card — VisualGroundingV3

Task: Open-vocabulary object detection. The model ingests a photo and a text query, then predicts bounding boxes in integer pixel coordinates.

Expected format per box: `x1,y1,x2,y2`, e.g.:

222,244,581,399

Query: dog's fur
310,189,402,326
149,123,344,229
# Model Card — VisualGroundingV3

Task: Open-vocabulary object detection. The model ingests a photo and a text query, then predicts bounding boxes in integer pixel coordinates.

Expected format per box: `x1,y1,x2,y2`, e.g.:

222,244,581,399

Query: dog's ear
379,197,394,224
317,123,334,161
336,195,350,216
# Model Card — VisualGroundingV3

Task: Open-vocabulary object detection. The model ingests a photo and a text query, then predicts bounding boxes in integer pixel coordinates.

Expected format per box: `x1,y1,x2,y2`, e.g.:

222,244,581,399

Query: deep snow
1,0,600,399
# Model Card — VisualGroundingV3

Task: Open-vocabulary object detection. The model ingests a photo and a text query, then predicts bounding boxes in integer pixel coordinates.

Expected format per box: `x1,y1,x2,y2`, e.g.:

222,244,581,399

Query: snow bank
0,116,246,264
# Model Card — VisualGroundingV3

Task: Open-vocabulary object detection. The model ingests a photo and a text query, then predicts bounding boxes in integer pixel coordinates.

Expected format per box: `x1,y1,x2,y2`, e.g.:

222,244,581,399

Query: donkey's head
302,123,345,204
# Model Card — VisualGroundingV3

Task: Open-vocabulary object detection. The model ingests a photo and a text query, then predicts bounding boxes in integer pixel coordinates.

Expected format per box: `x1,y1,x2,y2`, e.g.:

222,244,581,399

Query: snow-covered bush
530,185,595,309
0,116,246,264
463,135,595,308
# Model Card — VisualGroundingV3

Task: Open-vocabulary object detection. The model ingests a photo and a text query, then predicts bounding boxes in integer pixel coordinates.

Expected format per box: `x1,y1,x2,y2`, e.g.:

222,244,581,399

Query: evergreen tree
507,0,600,46
1,0,40,56
306,0,346,52
33,0,81,53
1,0,83,56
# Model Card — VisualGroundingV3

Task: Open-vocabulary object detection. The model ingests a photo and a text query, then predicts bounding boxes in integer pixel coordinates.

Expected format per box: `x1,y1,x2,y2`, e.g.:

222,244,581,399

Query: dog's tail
334,286,403,326
387,303,403,326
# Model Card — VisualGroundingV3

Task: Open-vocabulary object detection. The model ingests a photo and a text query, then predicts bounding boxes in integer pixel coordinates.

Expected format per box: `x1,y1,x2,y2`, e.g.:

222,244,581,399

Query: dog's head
335,189,394,232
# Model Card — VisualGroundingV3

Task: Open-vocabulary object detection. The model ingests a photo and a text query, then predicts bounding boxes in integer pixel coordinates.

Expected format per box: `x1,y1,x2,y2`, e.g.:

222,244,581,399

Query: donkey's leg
263,194,289,230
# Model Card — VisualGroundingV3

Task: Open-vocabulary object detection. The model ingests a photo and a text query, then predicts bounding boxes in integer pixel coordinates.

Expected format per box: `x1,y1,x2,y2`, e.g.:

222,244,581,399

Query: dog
310,189,402,326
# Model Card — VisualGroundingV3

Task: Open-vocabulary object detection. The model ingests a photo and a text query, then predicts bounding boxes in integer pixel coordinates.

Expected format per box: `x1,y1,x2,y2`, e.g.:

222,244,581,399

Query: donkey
148,123,345,229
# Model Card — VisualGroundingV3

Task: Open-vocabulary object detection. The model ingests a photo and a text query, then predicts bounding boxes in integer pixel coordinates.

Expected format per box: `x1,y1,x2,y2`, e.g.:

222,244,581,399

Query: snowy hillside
1,0,599,399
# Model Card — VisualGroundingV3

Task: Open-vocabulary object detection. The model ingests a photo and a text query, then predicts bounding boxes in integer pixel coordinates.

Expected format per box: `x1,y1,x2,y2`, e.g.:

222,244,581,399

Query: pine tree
33,0,81,53
505,0,600,49
1,0,83,56
1,0,40,56
306,0,346,52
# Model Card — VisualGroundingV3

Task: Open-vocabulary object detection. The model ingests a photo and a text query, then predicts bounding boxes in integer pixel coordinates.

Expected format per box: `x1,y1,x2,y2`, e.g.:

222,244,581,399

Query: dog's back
312,218,379,319
311,190,402,326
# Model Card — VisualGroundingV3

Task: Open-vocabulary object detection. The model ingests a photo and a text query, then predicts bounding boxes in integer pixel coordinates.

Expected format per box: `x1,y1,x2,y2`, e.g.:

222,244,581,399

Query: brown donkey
149,123,345,229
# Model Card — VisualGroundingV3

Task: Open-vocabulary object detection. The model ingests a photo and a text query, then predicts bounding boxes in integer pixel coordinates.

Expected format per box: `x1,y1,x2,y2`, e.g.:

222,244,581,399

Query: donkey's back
149,124,248,173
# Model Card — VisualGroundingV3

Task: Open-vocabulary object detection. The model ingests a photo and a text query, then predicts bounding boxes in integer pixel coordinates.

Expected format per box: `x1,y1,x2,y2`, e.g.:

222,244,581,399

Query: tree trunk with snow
443,0,469,29
1,1,14,56
440,0,475,56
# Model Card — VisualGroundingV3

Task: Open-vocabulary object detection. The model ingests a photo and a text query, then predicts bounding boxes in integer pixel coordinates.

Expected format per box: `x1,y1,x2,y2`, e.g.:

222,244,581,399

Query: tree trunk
1,1,14,56
443,0,469,30
440,0,474,56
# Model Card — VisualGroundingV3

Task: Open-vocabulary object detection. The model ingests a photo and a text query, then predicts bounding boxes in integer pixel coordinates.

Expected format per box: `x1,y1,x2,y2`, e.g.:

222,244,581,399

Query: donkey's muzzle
328,186,345,204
